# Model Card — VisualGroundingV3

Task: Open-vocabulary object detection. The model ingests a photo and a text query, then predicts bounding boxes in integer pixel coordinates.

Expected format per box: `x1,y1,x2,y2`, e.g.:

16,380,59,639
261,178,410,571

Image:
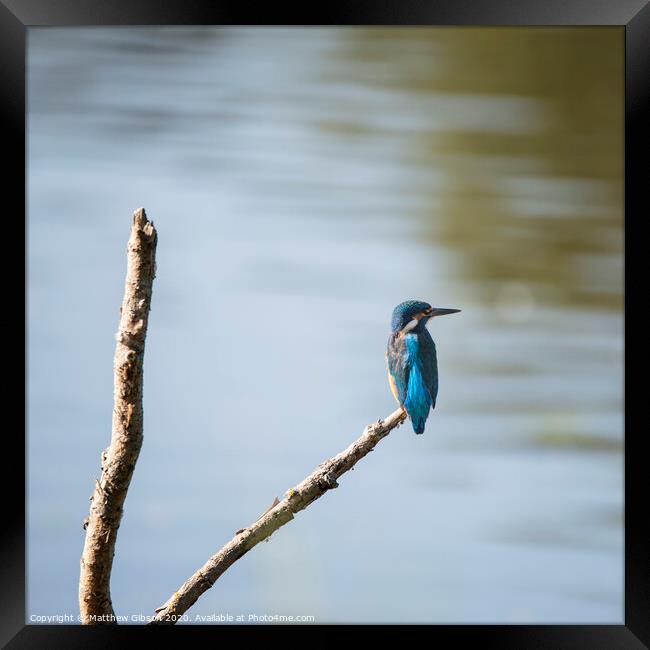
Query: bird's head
390,299,461,334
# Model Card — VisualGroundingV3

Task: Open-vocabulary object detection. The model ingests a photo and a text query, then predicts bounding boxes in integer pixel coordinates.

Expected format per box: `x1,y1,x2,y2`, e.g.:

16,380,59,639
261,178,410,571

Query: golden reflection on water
342,28,623,312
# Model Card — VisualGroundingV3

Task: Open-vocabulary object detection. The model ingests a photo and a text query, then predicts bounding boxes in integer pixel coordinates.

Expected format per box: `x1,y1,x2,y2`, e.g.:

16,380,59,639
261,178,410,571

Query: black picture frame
5,1,648,647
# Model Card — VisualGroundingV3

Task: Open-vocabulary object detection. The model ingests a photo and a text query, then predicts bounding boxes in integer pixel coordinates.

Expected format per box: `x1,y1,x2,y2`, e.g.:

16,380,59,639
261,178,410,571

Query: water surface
28,27,623,623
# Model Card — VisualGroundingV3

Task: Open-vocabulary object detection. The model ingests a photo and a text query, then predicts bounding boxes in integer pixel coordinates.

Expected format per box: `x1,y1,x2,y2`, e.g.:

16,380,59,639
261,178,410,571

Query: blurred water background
27,27,623,623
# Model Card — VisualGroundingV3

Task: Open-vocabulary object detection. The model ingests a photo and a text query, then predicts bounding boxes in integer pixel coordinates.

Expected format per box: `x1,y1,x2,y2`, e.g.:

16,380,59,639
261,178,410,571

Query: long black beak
430,308,461,317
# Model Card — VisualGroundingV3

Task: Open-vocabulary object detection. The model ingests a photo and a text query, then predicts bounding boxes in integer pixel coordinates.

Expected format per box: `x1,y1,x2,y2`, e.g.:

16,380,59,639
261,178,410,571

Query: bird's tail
412,417,426,435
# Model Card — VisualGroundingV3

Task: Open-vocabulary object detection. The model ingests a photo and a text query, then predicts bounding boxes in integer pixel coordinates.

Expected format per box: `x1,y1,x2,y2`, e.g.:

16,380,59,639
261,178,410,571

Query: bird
386,300,460,434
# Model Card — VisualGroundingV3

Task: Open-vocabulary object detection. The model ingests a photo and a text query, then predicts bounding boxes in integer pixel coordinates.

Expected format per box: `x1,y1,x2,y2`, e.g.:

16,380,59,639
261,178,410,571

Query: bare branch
79,208,157,625
149,407,407,625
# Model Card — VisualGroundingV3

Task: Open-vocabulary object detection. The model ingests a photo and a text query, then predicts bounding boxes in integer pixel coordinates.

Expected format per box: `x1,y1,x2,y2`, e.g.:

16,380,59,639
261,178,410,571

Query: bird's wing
418,330,439,408
386,333,410,405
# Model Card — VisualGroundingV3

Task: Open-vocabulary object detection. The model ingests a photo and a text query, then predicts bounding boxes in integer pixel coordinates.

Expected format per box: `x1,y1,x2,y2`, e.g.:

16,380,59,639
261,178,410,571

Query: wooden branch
79,208,157,625
149,406,407,625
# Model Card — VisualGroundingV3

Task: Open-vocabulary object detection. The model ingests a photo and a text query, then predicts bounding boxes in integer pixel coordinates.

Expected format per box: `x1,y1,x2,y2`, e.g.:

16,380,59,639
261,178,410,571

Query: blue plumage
386,300,459,434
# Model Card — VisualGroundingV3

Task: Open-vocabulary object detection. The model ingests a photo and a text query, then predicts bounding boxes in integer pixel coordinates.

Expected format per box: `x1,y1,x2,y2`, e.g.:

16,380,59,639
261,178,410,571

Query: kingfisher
386,300,460,434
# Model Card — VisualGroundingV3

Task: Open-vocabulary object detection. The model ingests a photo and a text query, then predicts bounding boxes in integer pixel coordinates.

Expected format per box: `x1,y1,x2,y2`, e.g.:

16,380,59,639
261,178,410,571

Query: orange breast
387,368,400,404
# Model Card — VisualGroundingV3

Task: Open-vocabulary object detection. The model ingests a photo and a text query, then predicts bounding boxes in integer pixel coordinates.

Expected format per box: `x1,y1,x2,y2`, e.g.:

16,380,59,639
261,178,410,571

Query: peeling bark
79,208,157,624
149,407,407,624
